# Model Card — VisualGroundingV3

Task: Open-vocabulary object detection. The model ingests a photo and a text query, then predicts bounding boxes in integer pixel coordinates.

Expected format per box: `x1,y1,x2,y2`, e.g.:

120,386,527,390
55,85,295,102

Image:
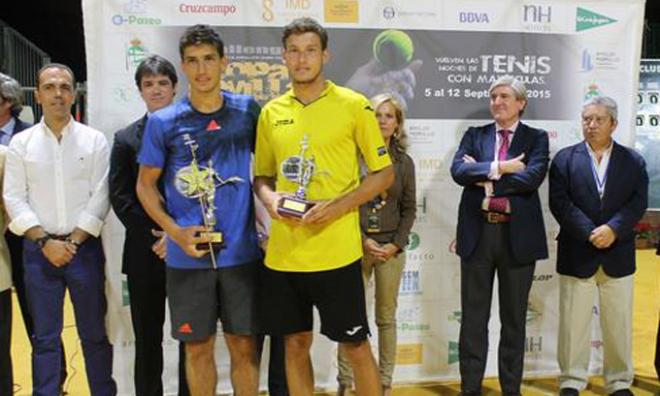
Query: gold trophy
175,135,243,264
278,134,317,218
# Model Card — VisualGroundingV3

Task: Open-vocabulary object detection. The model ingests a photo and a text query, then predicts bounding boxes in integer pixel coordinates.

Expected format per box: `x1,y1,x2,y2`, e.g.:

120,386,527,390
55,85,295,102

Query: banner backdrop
82,0,645,394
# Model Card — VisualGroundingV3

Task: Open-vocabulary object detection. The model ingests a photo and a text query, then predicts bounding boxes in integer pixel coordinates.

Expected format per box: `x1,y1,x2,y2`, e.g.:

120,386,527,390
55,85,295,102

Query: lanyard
589,156,608,198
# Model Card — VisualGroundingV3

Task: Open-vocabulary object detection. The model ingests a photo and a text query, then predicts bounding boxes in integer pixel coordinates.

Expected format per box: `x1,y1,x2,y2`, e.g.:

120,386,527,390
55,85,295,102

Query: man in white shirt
3,63,117,396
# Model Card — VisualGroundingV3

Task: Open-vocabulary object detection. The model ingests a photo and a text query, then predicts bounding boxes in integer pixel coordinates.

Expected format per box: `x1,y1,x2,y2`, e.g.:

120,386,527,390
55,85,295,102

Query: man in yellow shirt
254,17,394,396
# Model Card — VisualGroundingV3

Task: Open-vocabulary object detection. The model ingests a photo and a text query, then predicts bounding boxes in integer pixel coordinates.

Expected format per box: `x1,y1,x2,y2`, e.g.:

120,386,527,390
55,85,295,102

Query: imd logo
576,7,616,32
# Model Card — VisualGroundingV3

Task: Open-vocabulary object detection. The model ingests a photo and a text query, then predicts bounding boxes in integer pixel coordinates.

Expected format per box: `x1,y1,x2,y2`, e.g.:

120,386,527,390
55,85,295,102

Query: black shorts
259,259,370,342
166,262,259,341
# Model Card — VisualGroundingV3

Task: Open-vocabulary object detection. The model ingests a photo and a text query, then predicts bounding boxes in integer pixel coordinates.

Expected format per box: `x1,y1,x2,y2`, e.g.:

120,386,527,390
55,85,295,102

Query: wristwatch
66,237,81,247
34,235,52,249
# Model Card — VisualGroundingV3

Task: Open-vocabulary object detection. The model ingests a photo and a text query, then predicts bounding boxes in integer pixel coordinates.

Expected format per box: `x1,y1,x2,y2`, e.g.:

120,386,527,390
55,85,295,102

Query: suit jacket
451,121,549,264
0,146,12,291
109,116,162,275
5,117,30,275
549,141,648,278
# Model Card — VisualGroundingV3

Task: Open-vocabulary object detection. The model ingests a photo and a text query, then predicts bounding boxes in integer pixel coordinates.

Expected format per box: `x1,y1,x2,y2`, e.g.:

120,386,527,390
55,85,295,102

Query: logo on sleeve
377,146,388,156
364,105,374,112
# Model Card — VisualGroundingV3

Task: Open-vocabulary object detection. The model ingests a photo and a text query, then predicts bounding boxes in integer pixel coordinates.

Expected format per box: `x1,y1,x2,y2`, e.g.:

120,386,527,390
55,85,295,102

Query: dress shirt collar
495,120,519,135
39,116,74,139
0,117,16,144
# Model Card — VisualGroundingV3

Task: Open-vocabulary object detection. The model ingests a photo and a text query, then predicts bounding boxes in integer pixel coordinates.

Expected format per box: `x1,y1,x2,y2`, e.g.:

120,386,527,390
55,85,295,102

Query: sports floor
10,250,660,395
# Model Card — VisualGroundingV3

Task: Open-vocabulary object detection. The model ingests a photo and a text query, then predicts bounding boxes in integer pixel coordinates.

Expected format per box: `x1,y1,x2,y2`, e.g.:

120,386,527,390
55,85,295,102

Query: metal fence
1,19,50,122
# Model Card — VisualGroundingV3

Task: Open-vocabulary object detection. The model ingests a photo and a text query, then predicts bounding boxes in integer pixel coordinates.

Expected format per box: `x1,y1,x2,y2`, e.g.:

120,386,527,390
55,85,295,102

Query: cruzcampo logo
122,279,130,306
576,7,616,32
407,232,420,250
448,341,459,365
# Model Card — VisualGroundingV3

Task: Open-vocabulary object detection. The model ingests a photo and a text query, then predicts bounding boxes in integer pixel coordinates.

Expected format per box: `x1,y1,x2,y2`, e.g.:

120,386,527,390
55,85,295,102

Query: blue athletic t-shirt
138,91,262,269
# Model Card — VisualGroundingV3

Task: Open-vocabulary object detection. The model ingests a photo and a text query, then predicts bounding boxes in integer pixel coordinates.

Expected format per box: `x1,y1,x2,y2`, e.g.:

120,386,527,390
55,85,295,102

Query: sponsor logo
324,0,359,23
523,4,551,23
113,0,160,25
125,38,148,71
112,14,161,25
124,0,147,14
396,343,423,365
274,118,294,127
178,3,237,15
584,82,602,101
525,336,543,353
262,0,316,22
458,11,490,24
526,305,542,324
581,49,594,72
580,48,621,72
448,310,462,323
591,339,603,349
122,279,130,306
206,119,221,131
377,146,388,156
178,323,193,334
407,232,420,250
415,195,427,220
447,341,459,364
379,4,438,20
521,4,552,32
532,274,553,282
345,325,362,336
399,270,421,295
262,0,274,21
397,307,430,334
576,7,616,32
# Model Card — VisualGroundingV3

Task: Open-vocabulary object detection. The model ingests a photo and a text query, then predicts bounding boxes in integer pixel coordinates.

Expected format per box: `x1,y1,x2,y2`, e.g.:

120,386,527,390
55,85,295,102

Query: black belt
482,211,511,224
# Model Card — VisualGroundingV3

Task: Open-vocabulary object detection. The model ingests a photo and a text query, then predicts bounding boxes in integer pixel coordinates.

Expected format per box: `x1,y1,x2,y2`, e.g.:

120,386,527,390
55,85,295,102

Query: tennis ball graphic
373,29,414,70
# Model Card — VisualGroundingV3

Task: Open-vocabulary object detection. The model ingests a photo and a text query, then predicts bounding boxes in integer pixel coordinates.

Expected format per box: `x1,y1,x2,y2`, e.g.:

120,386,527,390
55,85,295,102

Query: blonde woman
337,93,416,396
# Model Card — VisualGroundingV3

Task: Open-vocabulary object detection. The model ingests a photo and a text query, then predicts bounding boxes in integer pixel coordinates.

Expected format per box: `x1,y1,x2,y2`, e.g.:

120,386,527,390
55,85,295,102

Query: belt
482,211,511,224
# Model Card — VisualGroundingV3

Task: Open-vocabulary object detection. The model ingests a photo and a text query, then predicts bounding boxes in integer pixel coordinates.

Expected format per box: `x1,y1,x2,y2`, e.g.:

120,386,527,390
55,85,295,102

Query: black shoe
609,390,634,396
559,388,579,396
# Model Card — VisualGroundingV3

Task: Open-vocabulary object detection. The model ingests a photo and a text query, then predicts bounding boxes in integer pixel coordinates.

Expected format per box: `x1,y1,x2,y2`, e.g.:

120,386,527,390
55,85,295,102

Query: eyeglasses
581,115,610,125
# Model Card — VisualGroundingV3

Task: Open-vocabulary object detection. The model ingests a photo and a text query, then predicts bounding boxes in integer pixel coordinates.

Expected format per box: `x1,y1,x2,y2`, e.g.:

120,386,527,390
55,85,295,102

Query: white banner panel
82,0,645,394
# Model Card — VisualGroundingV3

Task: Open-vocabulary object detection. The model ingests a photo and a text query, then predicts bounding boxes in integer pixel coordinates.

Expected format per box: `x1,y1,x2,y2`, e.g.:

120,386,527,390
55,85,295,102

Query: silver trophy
175,134,243,264
278,134,317,218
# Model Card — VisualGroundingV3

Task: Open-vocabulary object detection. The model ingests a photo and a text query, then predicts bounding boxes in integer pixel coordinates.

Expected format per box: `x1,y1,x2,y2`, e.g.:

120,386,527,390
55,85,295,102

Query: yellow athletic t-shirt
255,81,392,272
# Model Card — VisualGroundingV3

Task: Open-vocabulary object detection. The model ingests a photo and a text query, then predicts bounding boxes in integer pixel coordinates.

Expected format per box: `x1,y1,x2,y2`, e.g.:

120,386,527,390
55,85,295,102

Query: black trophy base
196,231,224,251
277,196,315,218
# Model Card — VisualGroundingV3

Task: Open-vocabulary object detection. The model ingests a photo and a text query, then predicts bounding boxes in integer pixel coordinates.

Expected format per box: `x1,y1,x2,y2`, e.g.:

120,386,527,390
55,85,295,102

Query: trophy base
277,196,315,218
195,231,224,250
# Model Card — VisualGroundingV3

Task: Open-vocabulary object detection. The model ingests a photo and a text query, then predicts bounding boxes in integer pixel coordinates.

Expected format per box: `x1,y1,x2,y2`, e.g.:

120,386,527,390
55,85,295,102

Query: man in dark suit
110,55,190,396
450,75,549,396
0,71,69,391
549,96,648,396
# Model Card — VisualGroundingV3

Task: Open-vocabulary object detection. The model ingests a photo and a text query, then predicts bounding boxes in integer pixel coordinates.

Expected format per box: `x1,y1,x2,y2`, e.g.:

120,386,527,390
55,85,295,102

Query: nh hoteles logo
576,7,617,32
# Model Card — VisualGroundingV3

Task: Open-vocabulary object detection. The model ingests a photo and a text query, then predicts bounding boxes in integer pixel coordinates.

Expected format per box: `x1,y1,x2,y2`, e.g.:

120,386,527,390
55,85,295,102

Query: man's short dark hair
135,55,178,89
179,24,224,59
36,63,76,89
0,72,25,117
282,17,328,50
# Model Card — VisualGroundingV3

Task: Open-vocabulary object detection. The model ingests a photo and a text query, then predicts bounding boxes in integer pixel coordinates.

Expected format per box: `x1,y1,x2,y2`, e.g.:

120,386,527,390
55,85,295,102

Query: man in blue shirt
137,25,262,395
